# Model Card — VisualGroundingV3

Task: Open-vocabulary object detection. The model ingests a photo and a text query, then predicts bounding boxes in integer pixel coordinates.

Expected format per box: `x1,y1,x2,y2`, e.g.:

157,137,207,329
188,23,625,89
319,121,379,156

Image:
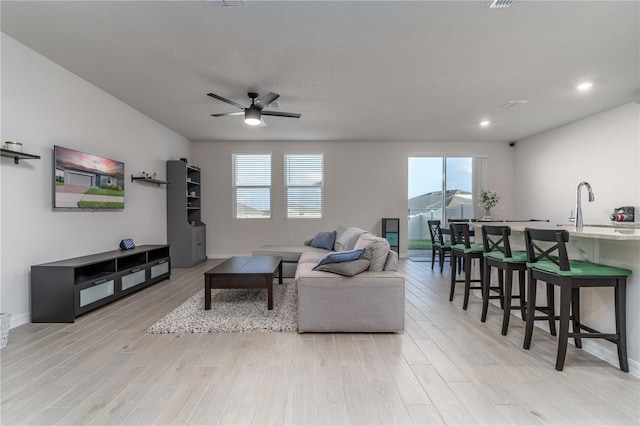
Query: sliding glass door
407,156,474,258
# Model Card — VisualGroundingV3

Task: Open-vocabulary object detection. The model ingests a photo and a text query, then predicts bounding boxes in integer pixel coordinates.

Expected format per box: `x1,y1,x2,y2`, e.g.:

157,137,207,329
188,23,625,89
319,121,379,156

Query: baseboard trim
10,312,29,329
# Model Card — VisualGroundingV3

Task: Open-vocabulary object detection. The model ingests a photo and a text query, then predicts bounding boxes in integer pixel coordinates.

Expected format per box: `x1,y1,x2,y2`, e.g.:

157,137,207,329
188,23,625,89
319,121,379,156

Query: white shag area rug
147,279,297,333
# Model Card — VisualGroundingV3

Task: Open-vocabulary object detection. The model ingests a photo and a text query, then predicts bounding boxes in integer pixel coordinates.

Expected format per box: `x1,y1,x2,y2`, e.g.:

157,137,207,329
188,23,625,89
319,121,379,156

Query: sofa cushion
384,250,399,271
334,226,367,251
253,244,327,262
298,250,325,265
314,248,372,276
310,231,336,250
354,233,390,272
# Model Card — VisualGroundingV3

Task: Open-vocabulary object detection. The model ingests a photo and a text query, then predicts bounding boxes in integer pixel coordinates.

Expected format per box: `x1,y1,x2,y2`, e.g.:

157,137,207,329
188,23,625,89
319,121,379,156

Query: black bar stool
523,228,631,372
480,225,527,334
427,220,451,273
449,222,490,310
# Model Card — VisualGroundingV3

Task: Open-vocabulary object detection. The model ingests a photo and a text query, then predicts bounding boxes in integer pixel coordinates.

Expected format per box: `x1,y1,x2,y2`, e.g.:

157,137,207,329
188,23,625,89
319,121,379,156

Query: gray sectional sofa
253,226,405,333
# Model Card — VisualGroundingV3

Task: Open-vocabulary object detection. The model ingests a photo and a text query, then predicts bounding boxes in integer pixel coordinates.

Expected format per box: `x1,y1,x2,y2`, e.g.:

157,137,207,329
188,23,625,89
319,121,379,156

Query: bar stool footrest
571,323,620,344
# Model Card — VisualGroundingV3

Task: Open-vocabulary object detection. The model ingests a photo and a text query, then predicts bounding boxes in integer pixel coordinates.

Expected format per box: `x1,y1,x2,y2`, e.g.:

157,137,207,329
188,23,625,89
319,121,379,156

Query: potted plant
478,188,500,220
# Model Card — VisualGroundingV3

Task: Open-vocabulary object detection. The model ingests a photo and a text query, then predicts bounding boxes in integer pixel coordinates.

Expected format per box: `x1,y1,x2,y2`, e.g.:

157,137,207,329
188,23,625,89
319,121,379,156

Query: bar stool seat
480,225,528,335
480,230,558,336
427,220,451,273
449,223,496,310
523,228,631,372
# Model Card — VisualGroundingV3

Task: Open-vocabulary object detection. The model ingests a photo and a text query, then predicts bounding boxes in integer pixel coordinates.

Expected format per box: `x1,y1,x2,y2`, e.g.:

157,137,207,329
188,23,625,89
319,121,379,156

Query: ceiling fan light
244,117,262,126
244,108,261,126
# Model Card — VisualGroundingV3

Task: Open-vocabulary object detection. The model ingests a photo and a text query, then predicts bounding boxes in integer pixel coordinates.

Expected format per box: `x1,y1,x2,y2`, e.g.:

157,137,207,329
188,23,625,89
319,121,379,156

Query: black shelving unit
0,148,41,164
382,218,400,253
131,175,169,186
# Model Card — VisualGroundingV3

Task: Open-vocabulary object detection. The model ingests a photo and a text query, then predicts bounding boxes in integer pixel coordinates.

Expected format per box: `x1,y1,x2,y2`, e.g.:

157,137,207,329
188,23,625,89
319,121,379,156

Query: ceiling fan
207,92,301,126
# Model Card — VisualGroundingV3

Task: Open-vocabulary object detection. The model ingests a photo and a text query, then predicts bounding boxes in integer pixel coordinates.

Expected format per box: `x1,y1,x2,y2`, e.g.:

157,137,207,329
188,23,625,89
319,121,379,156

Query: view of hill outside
408,157,473,254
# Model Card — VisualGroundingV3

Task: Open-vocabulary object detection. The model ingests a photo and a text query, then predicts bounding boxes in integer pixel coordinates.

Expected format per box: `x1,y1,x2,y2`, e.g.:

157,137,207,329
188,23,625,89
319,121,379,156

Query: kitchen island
472,221,640,375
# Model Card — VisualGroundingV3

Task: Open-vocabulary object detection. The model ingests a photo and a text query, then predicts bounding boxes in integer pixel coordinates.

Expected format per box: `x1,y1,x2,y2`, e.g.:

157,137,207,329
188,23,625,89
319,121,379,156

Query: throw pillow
384,250,399,271
303,238,313,246
310,231,336,250
334,226,347,245
313,248,366,268
314,248,372,276
333,227,366,251
354,234,390,272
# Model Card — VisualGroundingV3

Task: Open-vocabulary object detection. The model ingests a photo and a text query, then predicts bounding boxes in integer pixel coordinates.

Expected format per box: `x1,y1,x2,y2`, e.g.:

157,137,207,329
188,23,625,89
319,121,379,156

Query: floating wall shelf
131,175,169,186
1,148,41,164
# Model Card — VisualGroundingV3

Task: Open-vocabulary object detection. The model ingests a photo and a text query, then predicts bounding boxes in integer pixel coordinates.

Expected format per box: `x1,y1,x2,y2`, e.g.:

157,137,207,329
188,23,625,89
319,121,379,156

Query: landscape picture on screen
54,145,125,209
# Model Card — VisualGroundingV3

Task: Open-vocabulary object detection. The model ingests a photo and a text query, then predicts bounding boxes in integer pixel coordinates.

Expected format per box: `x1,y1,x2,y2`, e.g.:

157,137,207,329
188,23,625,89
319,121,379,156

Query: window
232,153,271,219
285,153,323,219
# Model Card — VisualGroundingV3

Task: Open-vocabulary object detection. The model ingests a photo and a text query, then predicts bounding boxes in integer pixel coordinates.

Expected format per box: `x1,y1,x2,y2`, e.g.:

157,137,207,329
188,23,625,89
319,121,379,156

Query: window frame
232,152,272,219
284,152,324,219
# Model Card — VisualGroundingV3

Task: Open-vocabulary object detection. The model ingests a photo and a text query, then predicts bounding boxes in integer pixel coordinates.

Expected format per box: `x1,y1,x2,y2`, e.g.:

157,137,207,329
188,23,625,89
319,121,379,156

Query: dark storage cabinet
31,245,170,323
382,218,400,253
167,160,207,267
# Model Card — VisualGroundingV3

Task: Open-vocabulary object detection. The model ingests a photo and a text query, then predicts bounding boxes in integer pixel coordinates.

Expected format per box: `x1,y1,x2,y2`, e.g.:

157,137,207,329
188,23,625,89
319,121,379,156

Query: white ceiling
2,1,638,142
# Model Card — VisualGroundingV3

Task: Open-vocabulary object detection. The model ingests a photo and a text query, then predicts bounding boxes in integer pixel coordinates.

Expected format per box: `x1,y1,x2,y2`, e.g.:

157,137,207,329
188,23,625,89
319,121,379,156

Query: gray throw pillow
333,227,366,251
354,233,390,272
314,248,371,276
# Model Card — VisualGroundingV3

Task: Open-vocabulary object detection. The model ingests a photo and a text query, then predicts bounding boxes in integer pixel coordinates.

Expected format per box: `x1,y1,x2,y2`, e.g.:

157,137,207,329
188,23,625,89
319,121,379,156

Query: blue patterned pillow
313,248,366,268
314,252,371,276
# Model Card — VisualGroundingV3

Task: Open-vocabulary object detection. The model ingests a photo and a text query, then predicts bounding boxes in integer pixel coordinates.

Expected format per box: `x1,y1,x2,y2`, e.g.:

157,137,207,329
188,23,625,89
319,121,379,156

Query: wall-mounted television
54,145,125,210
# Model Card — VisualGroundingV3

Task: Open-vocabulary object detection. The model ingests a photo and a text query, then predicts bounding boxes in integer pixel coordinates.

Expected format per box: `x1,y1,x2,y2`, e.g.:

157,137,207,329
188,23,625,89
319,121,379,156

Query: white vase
483,209,492,220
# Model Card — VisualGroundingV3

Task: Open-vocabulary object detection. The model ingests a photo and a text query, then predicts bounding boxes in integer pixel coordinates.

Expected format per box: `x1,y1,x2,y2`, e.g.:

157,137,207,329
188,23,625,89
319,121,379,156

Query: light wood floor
2,258,639,425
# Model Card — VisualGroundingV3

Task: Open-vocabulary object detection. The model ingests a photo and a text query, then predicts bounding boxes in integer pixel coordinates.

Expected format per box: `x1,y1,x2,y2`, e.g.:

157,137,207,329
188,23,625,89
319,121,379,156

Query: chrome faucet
575,181,595,230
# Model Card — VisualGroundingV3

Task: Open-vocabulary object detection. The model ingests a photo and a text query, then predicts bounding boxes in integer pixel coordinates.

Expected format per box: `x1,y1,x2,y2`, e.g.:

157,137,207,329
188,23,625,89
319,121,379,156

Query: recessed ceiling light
480,120,491,127
577,82,593,91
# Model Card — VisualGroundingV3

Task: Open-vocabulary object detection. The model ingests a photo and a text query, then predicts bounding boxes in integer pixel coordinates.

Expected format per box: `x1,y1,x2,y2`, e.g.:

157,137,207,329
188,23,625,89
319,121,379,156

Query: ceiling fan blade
261,110,302,119
210,112,244,117
207,92,245,110
255,92,280,109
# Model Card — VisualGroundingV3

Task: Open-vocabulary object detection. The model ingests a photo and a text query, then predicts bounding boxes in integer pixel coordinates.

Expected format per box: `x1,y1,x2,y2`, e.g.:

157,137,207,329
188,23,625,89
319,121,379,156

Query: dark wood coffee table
204,256,283,310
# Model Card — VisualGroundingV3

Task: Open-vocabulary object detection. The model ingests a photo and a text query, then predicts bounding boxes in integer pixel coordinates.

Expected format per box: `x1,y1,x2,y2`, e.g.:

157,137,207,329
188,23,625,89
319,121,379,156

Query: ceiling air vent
498,99,530,108
488,0,515,9
204,0,247,7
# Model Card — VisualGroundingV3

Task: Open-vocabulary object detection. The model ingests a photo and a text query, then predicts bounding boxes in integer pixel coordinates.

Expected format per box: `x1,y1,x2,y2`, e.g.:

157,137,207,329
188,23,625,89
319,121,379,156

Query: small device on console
119,238,135,250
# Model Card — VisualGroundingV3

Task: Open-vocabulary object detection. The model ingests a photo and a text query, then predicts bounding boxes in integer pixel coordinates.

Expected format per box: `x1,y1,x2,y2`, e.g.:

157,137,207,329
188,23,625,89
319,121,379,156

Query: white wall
0,34,190,327
191,139,515,258
514,102,640,224
514,102,640,375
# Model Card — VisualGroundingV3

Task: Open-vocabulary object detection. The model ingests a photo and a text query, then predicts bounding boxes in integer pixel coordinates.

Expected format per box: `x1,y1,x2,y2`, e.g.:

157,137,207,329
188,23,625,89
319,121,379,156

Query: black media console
31,245,171,323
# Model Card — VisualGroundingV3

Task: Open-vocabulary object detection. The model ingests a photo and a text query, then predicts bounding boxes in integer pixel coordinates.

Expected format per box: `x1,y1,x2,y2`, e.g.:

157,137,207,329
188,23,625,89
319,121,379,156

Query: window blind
232,153,271,219
285,154,323,219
